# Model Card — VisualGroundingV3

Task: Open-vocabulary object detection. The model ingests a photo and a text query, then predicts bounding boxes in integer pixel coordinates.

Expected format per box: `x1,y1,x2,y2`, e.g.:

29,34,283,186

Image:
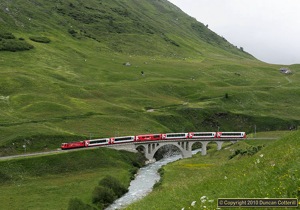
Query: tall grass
0,0,299,156
127,131,300,210
0,147,145,209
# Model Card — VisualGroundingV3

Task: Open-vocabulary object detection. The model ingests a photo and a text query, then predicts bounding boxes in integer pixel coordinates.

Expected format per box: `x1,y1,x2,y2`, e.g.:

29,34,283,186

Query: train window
114,137,134,141
194,133,214,136
90,139,107,144
166,133,186,137
221,132,243,136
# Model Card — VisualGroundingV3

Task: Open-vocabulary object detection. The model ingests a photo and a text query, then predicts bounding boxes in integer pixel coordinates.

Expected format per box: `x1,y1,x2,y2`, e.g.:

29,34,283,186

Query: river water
106,149,201,210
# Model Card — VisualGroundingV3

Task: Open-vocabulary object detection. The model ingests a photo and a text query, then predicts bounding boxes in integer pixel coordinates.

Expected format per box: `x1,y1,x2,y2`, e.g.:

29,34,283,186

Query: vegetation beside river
0,148,145,210
127,131,300,210
0,130,299,210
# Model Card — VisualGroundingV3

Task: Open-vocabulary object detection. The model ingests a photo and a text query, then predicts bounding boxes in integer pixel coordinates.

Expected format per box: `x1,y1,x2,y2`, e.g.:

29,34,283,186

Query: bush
92,175,128,208
92,186,116,208
0,39,34,52
129,167,138,180
68,198,97,210
99,175,128,198
0,32,34,52
0,32,15,39
229,145,264,159
29,36,51,43
153,167,164,188
68,29,77,37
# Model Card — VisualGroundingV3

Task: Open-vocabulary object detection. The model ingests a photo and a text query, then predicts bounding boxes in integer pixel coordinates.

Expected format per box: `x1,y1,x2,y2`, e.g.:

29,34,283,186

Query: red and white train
61,131,246,150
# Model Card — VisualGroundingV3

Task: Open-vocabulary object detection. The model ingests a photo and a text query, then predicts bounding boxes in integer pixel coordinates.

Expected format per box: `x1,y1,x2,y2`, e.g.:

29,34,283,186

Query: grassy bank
0,28,299,155
126,131,300,209
1,0,299,155
0,147,145,210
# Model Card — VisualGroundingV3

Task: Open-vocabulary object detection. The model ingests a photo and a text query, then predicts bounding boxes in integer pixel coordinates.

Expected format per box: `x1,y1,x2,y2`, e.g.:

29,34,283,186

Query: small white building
279,67,292,74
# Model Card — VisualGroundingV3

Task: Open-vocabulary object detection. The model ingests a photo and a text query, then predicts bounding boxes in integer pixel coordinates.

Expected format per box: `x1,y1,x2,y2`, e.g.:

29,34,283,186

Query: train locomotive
61,131,246,150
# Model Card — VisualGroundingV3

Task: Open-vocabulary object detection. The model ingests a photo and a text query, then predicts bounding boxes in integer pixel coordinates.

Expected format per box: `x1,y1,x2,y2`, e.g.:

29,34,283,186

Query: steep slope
0,0,252,58
0,0,299,155
127,131,300,209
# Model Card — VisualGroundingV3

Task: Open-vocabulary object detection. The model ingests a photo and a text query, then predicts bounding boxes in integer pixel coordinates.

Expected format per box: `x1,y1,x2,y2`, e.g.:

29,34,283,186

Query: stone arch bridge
107,138,243,161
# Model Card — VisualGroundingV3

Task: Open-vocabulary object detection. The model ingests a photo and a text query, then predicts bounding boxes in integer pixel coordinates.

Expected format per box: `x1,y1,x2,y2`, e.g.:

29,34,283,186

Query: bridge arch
151,142,187,159
135,141,192,161
189,140,225,155
132,139,241,161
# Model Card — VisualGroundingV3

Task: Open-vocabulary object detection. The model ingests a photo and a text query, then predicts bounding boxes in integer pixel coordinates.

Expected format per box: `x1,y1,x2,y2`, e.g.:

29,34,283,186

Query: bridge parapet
106,143,137,153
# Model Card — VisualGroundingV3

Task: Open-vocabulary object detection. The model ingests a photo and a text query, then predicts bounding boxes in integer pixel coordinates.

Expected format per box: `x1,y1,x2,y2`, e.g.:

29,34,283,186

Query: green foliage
29,36,51,43
154,108,299,135
91,175,129,208
68,29,77,37
0,134,87,156
127,131,300,209
92,186,116,209
129,167,139,180
229,145,264,159
153,168,164,188
0,0,254,57
68,198,97,210
0,32,15,39
0,148,140,209
99,175,128,198
0,148,141,180
162,34,180,47
0,32,33,51
0,171,12,183
0,1,299,209
0,39,34,51
0,0,299,158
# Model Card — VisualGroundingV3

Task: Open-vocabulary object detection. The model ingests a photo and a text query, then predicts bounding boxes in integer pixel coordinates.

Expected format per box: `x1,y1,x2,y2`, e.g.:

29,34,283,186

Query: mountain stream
106,149,201,210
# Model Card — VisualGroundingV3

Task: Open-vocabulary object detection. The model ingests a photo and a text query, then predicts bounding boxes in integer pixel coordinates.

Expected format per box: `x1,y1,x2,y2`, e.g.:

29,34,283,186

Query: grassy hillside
0,147,145,209
127,130,300,210
0,0,251,58
0,0,299,155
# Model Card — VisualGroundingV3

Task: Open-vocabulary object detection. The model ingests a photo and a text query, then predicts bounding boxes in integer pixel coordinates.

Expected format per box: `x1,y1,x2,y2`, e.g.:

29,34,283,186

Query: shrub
29,36,51,43
68,198,97,210
99,175,128,198
153,168,164,188
129,167,138,180
0,32,15,39
68,29,77,37
229,145,264,159
92,186,116,208
0,39,34,52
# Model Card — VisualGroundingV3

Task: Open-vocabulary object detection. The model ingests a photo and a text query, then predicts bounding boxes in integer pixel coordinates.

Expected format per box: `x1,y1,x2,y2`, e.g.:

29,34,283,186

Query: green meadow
0,148,144,210
0,0,299,209
127,131,300,210
1,46,299,155
1,131,298,210
0,0,299,155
